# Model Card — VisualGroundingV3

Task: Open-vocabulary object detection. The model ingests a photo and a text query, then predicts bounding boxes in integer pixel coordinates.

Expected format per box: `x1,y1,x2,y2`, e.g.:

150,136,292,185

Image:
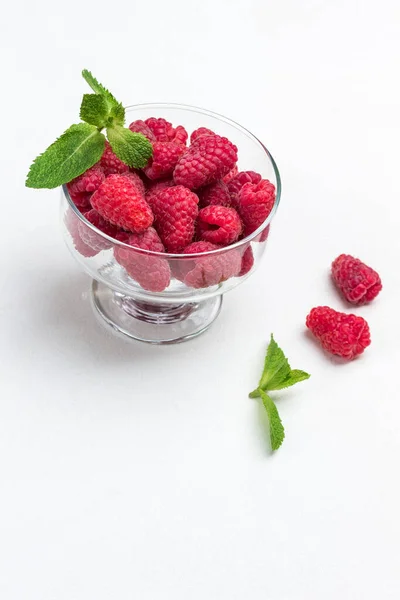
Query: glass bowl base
91,280,223,344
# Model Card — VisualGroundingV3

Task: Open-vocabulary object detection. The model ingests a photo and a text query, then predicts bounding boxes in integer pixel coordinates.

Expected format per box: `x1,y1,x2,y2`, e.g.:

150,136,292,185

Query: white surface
1,1,400,598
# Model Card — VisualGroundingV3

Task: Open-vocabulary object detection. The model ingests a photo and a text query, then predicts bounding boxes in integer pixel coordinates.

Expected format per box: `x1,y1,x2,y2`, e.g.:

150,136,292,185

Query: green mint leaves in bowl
25,70,153,189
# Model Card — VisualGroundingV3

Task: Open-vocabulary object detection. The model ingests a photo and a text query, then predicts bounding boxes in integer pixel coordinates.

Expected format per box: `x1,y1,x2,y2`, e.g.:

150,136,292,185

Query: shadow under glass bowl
61,103,281,344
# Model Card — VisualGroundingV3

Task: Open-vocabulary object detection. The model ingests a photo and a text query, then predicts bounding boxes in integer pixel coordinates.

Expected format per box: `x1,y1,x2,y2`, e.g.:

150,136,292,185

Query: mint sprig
250,335,310,451
26,70,152,189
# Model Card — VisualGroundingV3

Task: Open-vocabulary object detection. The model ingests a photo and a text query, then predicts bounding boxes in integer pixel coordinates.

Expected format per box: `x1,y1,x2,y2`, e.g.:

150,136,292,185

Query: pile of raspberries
306,254,382,360
66,117,276,292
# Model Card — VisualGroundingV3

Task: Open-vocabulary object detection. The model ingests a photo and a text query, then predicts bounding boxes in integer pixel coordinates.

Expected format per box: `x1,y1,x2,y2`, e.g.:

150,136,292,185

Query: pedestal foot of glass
91,280,223,344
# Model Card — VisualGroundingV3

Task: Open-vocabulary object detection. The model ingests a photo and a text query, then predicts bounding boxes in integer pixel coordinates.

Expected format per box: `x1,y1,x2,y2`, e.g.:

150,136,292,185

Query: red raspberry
331,254,382,305
238,179,276,236
198,180,232,208
180,242,218,280
238,246,254,276
91,174,153,233
171,125,188,146
68,165,105,193
144,141,185,180
143,118,188,145
222,164,239,183
150,185,199,252
144,118,173,142
100,142,129,176
114,227,171,292
145,179,174,207
197,205,242,245
190,127,215,143
184,241,216,253
64,209,98,257
258,224,271,243
66,165,105,210
227,171,262,208
128,120,157,142
177,242,241,288
78,209,118,252
114,230,131,243
306,306,371,360
66,189,92,211
124,171,146,196
174,135,238,190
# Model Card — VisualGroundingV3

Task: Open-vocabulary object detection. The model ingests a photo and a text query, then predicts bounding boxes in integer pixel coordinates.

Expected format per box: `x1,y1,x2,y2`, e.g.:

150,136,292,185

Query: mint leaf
80,94,109,127
258,334,291,391
259,390,285,451
269,369,310,391
108,103,125,127
82,69,117,102
82,69,125,126
107,126,152,168
26,123,105,189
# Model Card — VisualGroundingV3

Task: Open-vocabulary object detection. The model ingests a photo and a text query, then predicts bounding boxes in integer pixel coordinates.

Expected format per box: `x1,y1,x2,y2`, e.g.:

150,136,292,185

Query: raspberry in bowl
61,103,281,343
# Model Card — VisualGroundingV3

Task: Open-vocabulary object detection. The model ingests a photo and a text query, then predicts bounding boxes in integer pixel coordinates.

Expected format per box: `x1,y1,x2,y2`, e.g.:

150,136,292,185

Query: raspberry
238,246,254,276
174,134,238,190
124,171,146,196
144,141,185,180
171,125,188,146
197,205,242,245
143,117,188,146
258,224,270,243
222,164,239,183
238,179,276,236
100,142,129,175
66,189,92,211
114,230,131,243
145,179,174,207
190,127,215,143
184,241,216,253
144,118,173,142
114,227,171,292
177,242,241,288
64,209,98,257
150,185,199,252
91,174,153,233
198,180,232,208
331,254,382,305
78,209,118,252
227,171,262,208
68,165,105,193
306,306,371,360
66,165,105,210
128,119,156,142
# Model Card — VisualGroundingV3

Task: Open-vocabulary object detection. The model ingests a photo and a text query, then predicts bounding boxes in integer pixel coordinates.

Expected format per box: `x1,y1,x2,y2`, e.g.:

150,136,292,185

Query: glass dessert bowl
61,103,281,344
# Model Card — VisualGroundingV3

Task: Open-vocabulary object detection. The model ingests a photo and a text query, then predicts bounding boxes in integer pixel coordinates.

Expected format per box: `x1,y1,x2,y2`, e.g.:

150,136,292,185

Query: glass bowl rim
62,102,281,258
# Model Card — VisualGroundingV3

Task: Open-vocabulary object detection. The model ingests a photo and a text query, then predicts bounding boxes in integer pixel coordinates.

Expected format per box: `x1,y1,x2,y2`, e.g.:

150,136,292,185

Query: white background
1,1,400,598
